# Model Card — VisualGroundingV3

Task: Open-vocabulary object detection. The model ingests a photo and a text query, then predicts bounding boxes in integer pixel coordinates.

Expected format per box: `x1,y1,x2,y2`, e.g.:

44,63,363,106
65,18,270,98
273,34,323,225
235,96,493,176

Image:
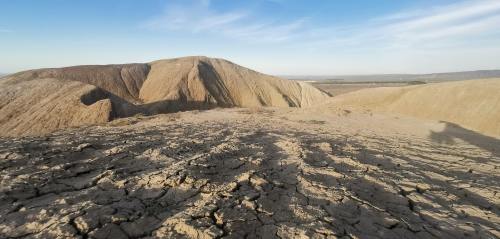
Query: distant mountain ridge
285,70,500,82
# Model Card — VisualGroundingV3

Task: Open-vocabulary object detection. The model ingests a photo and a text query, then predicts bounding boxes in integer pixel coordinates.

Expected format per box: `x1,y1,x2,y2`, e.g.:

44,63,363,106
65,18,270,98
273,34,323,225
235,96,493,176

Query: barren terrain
331,79,500,137
312,82,408,96
1,58,499,238
1,107,498,239
0,56,329,137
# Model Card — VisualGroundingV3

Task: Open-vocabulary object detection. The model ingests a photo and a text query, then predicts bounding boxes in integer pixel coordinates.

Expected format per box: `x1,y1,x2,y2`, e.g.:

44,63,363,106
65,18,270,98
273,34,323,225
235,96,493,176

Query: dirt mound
0,56,329,136
330,79,500,136
141,57,328,108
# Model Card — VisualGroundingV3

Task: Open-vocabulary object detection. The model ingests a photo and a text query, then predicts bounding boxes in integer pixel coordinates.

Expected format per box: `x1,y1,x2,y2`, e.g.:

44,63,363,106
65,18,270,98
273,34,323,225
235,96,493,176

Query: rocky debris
0,109,499,238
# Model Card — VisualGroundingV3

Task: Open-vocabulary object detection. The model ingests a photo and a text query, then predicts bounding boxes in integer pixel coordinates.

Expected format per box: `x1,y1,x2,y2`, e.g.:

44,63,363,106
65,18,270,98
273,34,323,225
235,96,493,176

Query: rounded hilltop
0,56,330,136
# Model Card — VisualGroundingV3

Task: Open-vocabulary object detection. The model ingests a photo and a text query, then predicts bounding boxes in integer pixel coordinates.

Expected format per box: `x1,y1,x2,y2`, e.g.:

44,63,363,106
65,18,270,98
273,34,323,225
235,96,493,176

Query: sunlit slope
331,79,500,136
0,56,330,136
140,56,329,108
0,78,113,136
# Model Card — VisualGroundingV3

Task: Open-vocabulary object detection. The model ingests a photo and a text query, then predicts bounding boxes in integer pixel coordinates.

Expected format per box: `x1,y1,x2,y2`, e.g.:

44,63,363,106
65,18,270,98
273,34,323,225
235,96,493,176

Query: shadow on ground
0,118,498,238
430,121,500,157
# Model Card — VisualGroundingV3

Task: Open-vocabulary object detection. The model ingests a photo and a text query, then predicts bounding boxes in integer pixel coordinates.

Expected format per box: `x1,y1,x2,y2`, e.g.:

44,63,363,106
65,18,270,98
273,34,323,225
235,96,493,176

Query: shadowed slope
141,56,327,108
0,56,330,136
330,79,500,137
4,64,150,102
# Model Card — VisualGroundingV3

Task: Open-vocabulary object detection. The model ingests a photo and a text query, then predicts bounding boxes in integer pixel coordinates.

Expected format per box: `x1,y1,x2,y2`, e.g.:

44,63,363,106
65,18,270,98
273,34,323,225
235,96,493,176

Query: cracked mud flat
0,108,499,239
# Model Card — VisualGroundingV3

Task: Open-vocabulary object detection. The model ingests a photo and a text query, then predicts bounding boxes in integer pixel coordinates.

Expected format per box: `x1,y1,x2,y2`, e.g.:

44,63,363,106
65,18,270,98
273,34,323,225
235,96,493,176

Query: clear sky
1,0,500,75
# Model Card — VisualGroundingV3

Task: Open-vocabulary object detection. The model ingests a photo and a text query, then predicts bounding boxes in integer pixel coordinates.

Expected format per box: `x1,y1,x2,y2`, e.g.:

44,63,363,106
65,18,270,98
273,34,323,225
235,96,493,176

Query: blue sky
1,0,500,75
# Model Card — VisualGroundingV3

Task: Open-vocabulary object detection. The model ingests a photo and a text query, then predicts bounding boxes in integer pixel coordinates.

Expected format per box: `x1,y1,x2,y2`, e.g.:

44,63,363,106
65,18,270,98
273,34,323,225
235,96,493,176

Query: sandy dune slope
0,108,498,238
329,79,500,137
0,56,329,136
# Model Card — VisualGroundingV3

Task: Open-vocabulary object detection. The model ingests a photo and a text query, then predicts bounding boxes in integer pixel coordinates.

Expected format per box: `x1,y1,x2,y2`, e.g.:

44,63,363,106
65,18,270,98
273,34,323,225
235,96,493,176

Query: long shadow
338,134,500,237
0,121,498,238
0,123,237,238
429,121,500,158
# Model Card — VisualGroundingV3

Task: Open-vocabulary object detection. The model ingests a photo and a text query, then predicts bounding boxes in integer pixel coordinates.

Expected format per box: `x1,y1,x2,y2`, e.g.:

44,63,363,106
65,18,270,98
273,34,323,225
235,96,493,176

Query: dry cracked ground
0,108,499,239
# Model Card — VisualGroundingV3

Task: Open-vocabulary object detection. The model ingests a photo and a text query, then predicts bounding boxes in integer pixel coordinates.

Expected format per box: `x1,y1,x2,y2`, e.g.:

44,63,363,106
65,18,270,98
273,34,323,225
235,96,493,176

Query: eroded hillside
0,57,329,136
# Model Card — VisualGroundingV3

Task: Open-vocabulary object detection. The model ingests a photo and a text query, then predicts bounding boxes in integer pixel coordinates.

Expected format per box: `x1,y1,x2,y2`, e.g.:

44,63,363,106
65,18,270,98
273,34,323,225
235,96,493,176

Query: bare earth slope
142,57,328,109
0,57,329,136
4,64,150,102
0,78,113,136
0,108,498,238
330,79,500,137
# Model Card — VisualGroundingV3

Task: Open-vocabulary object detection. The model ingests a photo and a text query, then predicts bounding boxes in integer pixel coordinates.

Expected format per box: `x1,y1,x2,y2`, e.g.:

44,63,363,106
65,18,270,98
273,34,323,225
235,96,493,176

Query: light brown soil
0,56,329,137
312,83,408,96
1,107,498,238
330,79,500,137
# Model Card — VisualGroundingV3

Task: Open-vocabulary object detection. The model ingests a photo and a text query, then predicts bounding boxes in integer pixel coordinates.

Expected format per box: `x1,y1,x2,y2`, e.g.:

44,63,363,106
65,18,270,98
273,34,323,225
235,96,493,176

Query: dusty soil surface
329,79,500,137
0,108,499,239
312,83,407,96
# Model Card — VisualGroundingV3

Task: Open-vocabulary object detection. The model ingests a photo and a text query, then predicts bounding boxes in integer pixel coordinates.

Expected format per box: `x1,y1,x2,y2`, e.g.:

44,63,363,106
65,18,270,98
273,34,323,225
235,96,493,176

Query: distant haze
284,70,500,82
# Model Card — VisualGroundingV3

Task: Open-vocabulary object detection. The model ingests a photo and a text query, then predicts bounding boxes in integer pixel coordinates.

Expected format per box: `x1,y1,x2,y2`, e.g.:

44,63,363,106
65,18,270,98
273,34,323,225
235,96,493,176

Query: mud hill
330,79,500,137
0,56,329,136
